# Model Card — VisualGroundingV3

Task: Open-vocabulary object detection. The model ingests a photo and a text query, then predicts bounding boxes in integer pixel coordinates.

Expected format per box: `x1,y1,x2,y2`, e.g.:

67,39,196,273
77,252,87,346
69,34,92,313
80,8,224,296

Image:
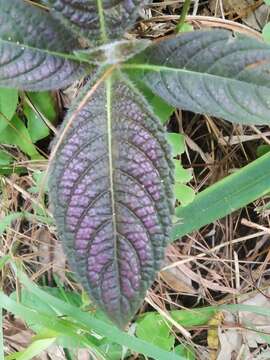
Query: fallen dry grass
1,1,270,359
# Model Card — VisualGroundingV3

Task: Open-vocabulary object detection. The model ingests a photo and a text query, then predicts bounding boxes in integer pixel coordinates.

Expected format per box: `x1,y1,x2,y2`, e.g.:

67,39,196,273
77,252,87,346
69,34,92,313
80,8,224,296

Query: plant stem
176,0,192,32
96,0,107,43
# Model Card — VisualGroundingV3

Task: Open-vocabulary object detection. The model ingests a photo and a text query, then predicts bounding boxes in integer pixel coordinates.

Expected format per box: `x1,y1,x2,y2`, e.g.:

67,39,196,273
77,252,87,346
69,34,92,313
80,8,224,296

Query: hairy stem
96,0,108,43
176,0,192,32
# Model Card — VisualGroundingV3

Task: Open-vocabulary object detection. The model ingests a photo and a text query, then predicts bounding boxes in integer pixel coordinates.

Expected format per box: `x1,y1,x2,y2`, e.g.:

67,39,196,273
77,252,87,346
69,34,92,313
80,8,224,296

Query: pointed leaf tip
49,75,174,327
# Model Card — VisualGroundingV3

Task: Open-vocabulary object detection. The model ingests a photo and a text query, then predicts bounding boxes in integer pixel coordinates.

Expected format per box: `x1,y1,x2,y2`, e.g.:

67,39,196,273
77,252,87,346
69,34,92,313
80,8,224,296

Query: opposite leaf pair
1,0,270,328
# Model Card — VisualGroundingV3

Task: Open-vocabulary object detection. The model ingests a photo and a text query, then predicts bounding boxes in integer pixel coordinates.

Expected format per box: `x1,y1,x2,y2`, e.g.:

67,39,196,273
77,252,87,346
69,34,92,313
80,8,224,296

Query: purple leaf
48,0,152,44
49,75,174,327
0,0,88,90
131,30,270,125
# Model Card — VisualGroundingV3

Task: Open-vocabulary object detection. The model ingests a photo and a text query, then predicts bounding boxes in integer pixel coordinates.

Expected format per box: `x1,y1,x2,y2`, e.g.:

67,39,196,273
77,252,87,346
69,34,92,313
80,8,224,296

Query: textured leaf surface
49,75,174,327
128,30,270,125
48,0,152,44
0,0,87,90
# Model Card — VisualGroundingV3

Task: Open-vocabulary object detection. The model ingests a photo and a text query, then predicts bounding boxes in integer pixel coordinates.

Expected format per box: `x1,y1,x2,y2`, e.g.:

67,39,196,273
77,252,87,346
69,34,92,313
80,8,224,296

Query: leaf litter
1,0,270,359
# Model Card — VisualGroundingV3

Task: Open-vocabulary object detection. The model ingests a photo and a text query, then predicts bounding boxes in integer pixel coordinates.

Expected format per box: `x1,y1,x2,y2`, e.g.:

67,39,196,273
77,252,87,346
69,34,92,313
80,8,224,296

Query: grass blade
5,338,56,360
8,263,184,360
170,152,270,241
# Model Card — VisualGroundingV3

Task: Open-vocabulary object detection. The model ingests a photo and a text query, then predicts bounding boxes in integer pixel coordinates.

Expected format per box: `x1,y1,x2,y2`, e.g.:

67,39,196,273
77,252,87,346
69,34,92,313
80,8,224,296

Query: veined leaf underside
135,30,270,125
49,75,174,327
48,0,152,43
0,0,87,90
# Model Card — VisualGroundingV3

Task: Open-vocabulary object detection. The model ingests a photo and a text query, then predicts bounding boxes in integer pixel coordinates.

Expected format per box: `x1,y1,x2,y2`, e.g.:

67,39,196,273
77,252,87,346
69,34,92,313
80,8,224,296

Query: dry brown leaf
226,0,256,16
240,290,270,347
217,289,270,359
36,228,66,282
4,318,34,354
175,263,237,294
243,4,269,30
161,246,197,294
77,349,91,360
217,312,251,360
209,0,256,17
160,267,197,294
38,345,66,360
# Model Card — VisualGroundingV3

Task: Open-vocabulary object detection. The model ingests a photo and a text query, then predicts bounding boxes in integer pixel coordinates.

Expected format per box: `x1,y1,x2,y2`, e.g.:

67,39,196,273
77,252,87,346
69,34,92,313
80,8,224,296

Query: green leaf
0,212,24,236
0,255,11,270
174,160,193,184
27,91,58,124
0,150,13,166
135,82,174,124
99,343,125,360
1,292,103,356
126,30,270,125
24,104,50,143
263,22,270,43
136,313,175,351
170,152,270,241
48,73,174,328
125,56,174,124
174,345,195,360
167,135,194,206
0,88,18,132
0,115,42,159
0,166,26,176
10,287,82,333
4,264,186,360
0,0,88,91
167,133,185,157
171,307,216,327
256,144,270,157
136,307,217,333
6,338,56,360
29,171,48,194
174,183,195,206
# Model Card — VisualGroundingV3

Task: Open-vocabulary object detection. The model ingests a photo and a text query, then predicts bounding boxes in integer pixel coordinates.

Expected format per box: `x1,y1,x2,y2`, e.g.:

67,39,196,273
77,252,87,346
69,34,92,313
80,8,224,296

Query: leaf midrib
0,39,88,64
122,63,270,90
105,76,120,294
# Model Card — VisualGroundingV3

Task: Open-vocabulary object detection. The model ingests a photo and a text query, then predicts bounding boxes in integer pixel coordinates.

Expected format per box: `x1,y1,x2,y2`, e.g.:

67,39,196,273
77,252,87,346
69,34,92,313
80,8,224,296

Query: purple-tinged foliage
48,0,152,44
0,0,88,90
0,0,174,328
3,0,270,330
48,76,174,327
134,30,270,125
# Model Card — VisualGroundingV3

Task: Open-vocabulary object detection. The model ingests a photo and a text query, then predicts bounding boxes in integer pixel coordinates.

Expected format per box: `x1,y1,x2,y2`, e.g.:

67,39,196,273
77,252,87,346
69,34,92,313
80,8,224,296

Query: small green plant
1,0,270,333
0,85,57,176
